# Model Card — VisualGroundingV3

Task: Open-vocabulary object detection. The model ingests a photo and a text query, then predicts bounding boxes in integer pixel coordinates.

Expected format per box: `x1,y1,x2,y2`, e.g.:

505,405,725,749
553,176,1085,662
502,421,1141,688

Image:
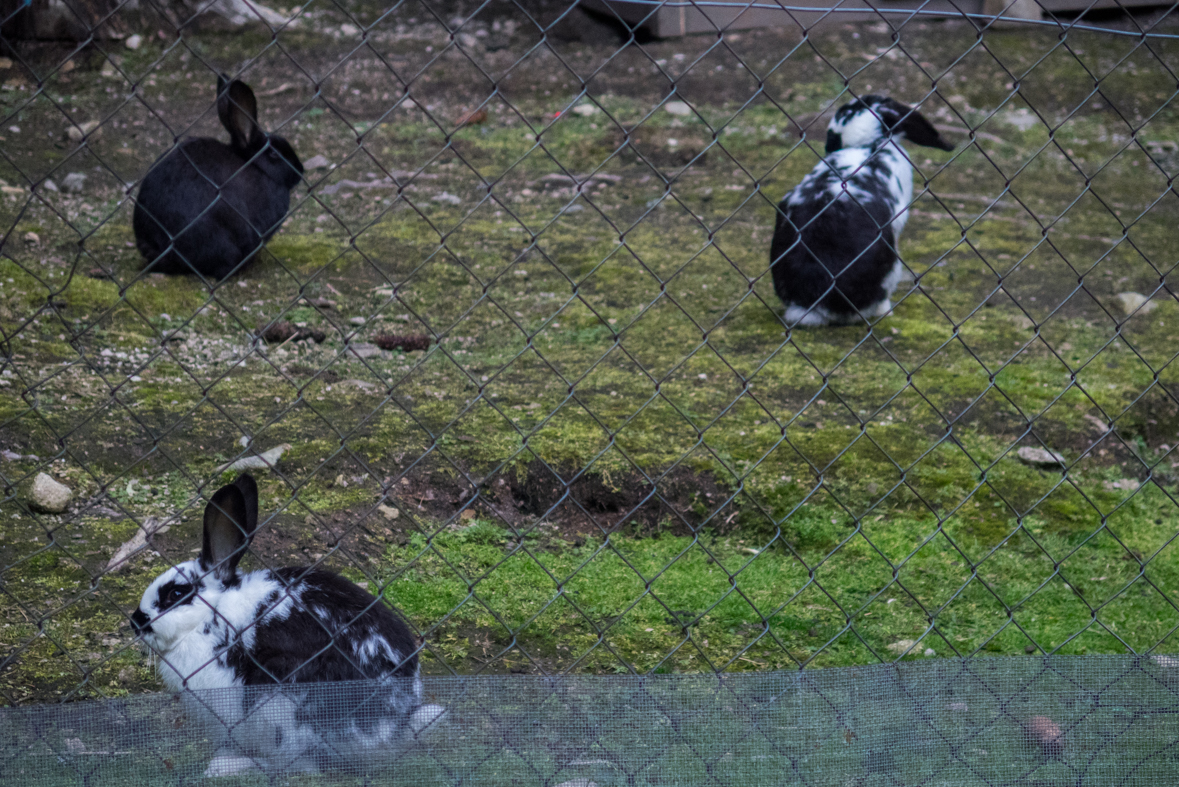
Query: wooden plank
583,0,1169,36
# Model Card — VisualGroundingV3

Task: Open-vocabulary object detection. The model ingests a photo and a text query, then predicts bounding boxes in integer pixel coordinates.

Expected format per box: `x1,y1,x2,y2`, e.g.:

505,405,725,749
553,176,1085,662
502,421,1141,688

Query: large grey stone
29,472,72,513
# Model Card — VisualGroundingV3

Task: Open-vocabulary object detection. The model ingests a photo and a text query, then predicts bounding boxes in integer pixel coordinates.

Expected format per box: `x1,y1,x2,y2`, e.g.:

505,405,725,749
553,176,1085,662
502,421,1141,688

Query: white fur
830,108,884,149
136,559,296,693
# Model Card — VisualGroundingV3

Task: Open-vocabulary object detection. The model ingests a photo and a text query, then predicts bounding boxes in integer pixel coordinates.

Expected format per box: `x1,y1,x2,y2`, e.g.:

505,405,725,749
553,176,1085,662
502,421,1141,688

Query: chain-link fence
2,0,1179,781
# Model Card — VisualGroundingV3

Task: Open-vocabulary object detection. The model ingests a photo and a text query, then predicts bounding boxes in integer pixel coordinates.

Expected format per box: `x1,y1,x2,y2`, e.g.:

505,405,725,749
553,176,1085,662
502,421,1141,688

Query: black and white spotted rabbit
132,75,304,280
131,474,443,776
770,95,954,326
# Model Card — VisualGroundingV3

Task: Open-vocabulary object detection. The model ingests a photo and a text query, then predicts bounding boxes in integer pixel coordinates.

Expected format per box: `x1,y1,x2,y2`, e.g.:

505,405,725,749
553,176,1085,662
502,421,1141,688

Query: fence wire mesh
7,657,1179,784
2,0,1179,779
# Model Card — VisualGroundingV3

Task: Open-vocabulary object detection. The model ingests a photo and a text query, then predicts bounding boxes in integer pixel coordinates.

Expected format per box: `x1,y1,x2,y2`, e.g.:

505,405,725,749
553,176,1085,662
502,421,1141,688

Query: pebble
378,504,400,520
886,639,917,655
41,178,58,192
67,120,101,142
1024,716,1064,760
303,154,331,170
1112,292,1156,317
572,104,598,117
1017,446,1065,468
29,472,72,513
664,100,692,116
350,316,366,325
433,192,461,205
23,231,39,245
125,34,142,50
61,172,87,193
339,23,360,36
348,342,382,359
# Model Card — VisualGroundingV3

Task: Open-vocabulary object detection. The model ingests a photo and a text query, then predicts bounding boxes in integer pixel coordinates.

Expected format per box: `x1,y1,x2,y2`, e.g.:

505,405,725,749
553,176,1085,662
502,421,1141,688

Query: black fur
132,75,303,280
770,182,899,319
228,568,420,686
200,477,257,587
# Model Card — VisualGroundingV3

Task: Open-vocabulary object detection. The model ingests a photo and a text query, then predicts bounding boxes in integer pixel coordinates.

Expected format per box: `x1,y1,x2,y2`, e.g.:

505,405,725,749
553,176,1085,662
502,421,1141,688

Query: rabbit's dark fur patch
133,77,303,280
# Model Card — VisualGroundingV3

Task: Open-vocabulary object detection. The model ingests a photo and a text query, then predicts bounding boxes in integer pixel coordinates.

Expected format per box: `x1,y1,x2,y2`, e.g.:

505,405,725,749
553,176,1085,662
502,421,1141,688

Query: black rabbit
133,75,304,280
770,95,954,326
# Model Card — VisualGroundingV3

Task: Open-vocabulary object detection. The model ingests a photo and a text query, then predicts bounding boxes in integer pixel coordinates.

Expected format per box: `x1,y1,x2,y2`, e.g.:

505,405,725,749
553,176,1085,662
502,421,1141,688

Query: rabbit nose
131,608,153,634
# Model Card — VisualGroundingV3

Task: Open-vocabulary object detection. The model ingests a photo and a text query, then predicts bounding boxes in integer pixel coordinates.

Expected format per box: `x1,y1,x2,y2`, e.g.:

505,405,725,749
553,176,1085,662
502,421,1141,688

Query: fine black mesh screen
5,656,1179,785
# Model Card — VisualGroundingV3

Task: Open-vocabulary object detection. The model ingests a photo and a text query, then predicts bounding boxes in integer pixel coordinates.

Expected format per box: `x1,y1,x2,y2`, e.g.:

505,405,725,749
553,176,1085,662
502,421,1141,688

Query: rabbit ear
233,472,259,535
200,481,253,583
217,77,263,151
878,98,954,152
898,107,955,151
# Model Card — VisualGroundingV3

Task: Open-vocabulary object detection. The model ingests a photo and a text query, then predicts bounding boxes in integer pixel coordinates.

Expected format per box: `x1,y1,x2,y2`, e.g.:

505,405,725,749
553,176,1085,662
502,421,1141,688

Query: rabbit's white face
132,560,223,654
828,105,887,150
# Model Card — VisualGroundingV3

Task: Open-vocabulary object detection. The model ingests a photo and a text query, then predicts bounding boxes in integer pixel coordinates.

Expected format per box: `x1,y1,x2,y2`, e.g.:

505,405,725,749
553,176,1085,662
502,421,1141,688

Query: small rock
378,504,399,520
1112,292,1157,317
664,100,692,116
458,108,487,127
339,23,360,36
336,379,378,393
1017,446,1066,468
66,120,101,143
373,333,431,352
432,192,461,206
23,231,39,245
61,172,87,193
303,154,331,170
124,34,142,50
100,61,117,78
41,178,58,192
1025,644,1037,654
29,472,72,513
107,516,169,572
459,509,476,520
0,57,12,69
348,342,382,359
214,443,291,473
886,639,917,655
562,204,585,213
572,104,598,117
1024,716,1064,760
258,321,325,344
923,648,936,657
457,32,479,49
349,316,366,326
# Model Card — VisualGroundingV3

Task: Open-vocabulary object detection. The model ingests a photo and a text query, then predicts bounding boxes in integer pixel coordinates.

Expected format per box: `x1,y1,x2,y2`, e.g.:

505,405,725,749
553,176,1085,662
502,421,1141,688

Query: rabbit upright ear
233,472,259,535
217,77,263,151
200,479,255,583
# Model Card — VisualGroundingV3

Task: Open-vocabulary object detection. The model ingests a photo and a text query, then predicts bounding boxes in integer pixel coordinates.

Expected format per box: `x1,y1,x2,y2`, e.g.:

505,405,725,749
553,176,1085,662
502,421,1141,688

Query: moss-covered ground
2,5,1179,705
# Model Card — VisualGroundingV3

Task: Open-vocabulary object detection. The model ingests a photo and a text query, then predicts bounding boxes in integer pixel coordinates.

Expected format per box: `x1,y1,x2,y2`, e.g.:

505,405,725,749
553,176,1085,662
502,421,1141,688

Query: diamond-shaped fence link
2,0,1179,781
